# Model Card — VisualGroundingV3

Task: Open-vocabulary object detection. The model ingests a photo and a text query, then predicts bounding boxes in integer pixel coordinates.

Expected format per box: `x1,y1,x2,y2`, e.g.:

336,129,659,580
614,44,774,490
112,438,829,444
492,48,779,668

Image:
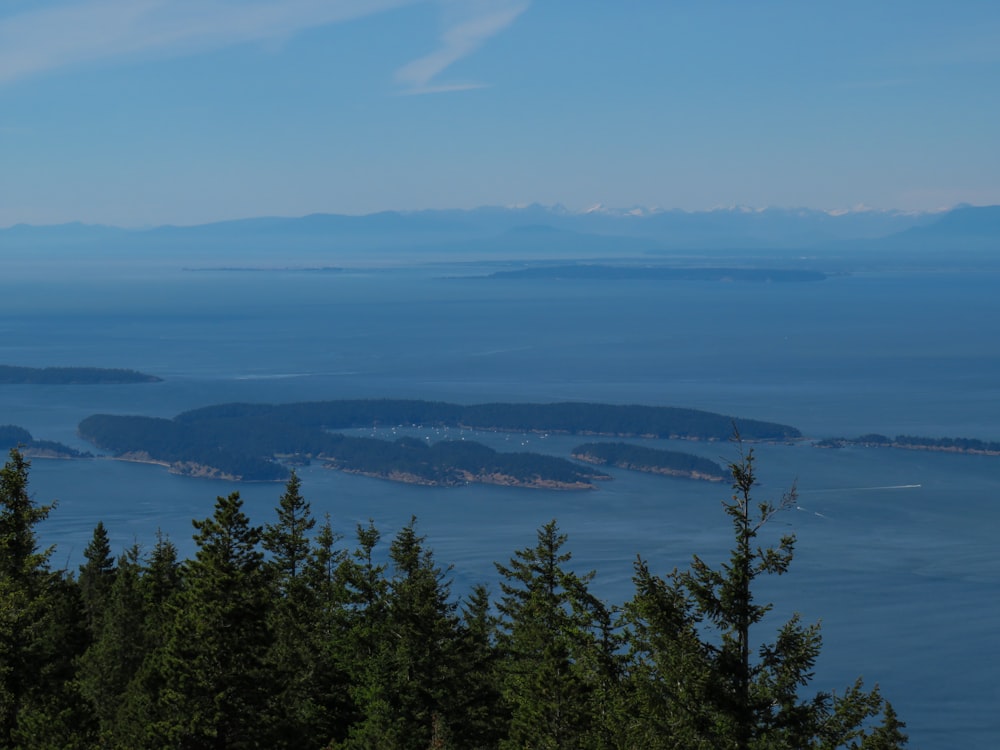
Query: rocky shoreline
572,452,725,482
334,465,604,490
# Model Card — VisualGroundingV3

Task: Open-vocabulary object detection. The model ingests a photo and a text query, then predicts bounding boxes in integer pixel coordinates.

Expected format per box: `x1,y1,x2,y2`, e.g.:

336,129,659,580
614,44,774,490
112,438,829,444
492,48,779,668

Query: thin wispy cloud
394,0,529,94
0,0,418,86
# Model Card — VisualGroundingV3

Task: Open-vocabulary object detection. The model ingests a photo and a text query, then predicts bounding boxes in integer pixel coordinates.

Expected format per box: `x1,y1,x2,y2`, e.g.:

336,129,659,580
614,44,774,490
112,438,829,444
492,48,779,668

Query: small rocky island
0,365,161,385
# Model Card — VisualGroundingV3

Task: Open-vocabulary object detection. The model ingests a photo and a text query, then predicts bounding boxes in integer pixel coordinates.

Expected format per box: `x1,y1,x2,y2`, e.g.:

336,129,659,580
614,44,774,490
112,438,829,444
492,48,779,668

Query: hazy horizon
0,200,979,231
3,2,1000,227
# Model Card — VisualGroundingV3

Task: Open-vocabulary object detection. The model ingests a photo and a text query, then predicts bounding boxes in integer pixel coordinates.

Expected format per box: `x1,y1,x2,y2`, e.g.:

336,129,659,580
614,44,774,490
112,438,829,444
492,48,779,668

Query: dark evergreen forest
0,448,906,749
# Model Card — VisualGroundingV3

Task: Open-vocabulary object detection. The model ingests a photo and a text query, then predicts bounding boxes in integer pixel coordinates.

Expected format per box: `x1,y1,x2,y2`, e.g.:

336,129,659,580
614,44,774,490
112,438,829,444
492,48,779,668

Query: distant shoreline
572,442,727,482
0,365,161,385
816,434,1000,457
336,465,602,490
183,266,343,273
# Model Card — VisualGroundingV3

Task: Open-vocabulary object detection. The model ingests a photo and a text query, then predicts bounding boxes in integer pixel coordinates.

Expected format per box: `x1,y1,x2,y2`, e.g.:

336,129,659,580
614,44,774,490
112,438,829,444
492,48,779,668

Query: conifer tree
297,514,355,747
571,586,628,750
337,519,389,691
624,445,905,749
0,449,92,747
150,492,272,748
76,545,146,742
263,476,354,748
0,449,51,582
110,532,183,748
141,530,182,638
384,519,465,747
861,702,908,749
454,583,505,749
77,520,116,635
336,520,397,749
264,470,314,583
495,520,611,749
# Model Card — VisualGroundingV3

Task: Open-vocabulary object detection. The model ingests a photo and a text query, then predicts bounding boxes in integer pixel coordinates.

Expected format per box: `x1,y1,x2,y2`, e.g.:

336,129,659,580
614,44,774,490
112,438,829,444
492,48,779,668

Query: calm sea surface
1,265,998,748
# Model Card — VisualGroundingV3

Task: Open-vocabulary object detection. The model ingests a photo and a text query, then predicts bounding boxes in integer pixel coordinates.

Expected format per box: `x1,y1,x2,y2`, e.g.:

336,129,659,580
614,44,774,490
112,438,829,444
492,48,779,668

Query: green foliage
622,446,905,749
76,545,145,743
264,470,315,582
861,702,908,749
149,492,273,748
263,477,353,749
455,583,505,748
0,448,907,749
78,521,116,634
495,520,619,749
0,448,53,581
0,449,92,748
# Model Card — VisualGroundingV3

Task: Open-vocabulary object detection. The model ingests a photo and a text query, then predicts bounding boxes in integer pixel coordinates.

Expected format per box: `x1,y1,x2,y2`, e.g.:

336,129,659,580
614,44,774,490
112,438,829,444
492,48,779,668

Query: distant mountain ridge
2,203,996,269
2,202,940,239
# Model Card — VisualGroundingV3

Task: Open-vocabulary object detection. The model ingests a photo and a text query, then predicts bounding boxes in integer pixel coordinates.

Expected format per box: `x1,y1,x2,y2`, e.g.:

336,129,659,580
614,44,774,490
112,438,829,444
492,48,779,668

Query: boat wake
234,373,311,380
800,484,921,493
795,505,829,519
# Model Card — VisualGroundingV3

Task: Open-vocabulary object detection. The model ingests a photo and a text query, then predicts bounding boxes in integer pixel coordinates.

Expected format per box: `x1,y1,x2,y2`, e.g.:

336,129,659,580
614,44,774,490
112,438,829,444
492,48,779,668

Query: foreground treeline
0,449,906,749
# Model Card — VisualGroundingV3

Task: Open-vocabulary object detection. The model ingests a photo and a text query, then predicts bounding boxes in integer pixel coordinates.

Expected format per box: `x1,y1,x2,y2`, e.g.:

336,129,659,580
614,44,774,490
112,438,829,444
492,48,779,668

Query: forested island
486,264,828,282
78,413,608,487
572,441,726,481
0,424,89,458
171,399,800,440
816,433,1000,456
0,365,161,384
78,399,795,484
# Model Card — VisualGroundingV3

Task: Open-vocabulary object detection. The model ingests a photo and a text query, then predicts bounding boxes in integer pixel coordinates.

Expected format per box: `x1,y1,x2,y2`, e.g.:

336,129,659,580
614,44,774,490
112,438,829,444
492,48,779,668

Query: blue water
1,265,999,747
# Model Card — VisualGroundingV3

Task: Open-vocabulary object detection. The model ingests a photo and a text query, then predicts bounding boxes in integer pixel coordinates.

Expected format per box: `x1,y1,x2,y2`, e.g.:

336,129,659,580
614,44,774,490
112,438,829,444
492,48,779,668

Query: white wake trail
800,484,921,494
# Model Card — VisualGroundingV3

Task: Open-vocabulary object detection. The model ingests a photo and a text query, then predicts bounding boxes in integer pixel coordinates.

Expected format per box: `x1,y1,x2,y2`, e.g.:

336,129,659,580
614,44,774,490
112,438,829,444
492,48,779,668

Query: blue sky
1,0,998,226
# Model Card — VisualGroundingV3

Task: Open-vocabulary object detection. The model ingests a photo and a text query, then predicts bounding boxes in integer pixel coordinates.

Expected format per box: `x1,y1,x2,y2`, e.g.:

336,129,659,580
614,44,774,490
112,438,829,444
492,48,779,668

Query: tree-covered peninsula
0,365,161,384
572,441,726,481
77,400,798,484
0,424,89,459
